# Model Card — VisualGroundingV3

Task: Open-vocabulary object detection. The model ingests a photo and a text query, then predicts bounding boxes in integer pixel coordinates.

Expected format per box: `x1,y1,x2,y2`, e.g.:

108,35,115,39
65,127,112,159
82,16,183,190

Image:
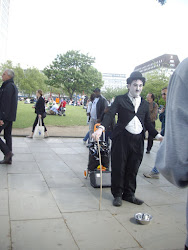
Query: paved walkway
0,137,187,250
12,126,89,137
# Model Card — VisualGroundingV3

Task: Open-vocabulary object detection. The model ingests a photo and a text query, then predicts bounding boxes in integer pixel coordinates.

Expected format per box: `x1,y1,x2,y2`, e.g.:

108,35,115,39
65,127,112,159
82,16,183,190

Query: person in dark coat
0,69,18,164
92,71,163,207
27,89,48,138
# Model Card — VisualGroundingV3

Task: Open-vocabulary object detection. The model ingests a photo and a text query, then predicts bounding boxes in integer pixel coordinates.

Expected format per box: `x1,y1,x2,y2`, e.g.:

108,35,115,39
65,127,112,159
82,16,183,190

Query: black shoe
113,197,122,207
122,196,144,205
0,152,13,164
146,150,150,154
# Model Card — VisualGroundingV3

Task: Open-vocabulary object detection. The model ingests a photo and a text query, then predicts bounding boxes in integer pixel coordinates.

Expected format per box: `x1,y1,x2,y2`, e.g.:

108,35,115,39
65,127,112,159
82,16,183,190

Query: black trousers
0,121,13,155
32,115,47,132
146,121,155,151
111,130,144,198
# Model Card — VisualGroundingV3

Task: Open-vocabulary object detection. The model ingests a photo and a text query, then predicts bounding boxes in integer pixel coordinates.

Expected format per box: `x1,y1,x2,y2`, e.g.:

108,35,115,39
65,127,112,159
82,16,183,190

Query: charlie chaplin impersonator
92,71,163,206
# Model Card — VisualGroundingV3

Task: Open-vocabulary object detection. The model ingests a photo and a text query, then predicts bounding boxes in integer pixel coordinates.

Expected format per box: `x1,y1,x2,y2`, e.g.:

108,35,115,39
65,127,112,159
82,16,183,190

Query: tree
0,61,48,96
23,68,48,96
141,68,169,103
157,0,166,5
102,87,128,102
43,50,103,99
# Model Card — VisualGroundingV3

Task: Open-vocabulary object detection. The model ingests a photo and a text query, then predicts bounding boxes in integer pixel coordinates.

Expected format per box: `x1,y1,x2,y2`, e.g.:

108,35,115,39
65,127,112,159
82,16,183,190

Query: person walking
92,71,163,207
143,87,167,179
155,58,188,250
27,90,48,138
89,88,108,140
146,93,158,154
83,93,95,144
0,69,18,164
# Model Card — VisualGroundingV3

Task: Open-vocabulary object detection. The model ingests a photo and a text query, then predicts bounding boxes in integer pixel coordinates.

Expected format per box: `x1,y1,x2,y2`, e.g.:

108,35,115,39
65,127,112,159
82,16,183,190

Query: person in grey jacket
155,57,188,250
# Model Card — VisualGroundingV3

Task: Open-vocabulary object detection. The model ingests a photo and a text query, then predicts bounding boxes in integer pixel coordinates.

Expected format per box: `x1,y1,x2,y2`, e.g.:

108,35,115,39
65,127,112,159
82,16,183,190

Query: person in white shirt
92,72,163,207
89,88,108,140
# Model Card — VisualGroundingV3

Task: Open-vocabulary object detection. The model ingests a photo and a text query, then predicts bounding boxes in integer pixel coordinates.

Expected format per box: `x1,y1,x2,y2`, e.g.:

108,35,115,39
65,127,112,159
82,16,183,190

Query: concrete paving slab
160,185,187,203
51,187,101,212
0,174,7,188
0,216,11,249
46,143,70,148
28,146,53,153
136,185,183,206
9,189,61,220
51,147,79,155
114,209,186,250
24,138,49,146
141,174,175,187
13,153,35,162
71,146,89,154
64,210,139,250
43,172,85,188
62,142,82,147
7,162,40,174
58,153,88,165
32,151,61,161
45,138,64,144
8,174,48,191
0,189,9,215
37,160,71,173
62,138,84,143
0,165,8,174
152,203,187,233
13,147,31,153
11,219,78,250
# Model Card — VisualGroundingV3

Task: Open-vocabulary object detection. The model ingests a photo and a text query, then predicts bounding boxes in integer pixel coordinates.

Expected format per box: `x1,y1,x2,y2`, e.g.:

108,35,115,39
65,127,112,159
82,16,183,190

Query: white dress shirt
125,93,143,134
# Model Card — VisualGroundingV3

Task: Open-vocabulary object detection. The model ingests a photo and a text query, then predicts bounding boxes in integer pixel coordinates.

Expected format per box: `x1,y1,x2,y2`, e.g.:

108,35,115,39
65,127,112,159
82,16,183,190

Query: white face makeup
128,79,143,98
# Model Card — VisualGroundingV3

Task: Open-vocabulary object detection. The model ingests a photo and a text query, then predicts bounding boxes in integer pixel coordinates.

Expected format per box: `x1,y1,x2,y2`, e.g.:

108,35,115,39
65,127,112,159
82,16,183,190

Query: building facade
134,54,180,76
101,73,126,91
0,0,10,63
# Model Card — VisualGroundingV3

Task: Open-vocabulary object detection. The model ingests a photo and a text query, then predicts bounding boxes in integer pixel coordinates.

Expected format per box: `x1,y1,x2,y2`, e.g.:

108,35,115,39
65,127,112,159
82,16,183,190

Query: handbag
42,112,46,118
33,117,44,139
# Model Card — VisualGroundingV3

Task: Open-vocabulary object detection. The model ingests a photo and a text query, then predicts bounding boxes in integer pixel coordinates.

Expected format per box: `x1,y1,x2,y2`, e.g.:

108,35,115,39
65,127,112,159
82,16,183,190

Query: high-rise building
102,73,127,91
0,0,10,63
134,54,180,76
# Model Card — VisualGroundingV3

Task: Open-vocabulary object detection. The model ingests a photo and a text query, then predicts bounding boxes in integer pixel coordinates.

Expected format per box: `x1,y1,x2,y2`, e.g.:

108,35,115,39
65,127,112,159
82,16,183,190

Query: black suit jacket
35,96,45,115
96,95,108,121
102,93,158,139
0,79,18,121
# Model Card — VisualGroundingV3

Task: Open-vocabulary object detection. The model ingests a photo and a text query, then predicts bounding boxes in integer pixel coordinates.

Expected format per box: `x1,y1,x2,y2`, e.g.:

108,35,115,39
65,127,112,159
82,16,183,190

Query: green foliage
141,68,169,103
43,50,103,99
23,68,48,96
102,87,128,101
157,0,166,5
0,60,48,96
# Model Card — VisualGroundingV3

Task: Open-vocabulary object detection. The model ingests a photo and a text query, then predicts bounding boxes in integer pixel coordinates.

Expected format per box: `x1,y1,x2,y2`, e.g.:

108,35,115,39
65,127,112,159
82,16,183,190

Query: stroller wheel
84,169,89,179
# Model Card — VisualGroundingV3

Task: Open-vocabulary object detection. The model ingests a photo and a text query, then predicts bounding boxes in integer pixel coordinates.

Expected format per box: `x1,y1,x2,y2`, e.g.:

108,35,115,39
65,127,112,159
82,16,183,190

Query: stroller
84,124,111,188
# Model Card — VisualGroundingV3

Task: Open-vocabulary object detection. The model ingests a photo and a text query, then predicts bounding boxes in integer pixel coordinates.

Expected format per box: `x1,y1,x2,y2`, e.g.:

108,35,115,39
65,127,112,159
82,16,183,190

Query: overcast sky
7,0,188,76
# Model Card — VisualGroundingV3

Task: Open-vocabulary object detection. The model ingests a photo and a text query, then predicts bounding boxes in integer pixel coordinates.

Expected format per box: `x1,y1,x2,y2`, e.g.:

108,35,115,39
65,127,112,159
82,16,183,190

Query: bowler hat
127,71,145,86
93,88,100,92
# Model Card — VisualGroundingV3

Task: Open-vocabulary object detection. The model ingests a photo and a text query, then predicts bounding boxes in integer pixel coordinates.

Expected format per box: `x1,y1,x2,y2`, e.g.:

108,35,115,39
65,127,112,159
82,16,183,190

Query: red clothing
58,101,66,110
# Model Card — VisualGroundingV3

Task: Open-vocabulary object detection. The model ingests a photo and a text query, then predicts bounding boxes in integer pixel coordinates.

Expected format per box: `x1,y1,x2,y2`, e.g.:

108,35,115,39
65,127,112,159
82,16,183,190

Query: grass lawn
13,101,162,130
13,101,88,128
